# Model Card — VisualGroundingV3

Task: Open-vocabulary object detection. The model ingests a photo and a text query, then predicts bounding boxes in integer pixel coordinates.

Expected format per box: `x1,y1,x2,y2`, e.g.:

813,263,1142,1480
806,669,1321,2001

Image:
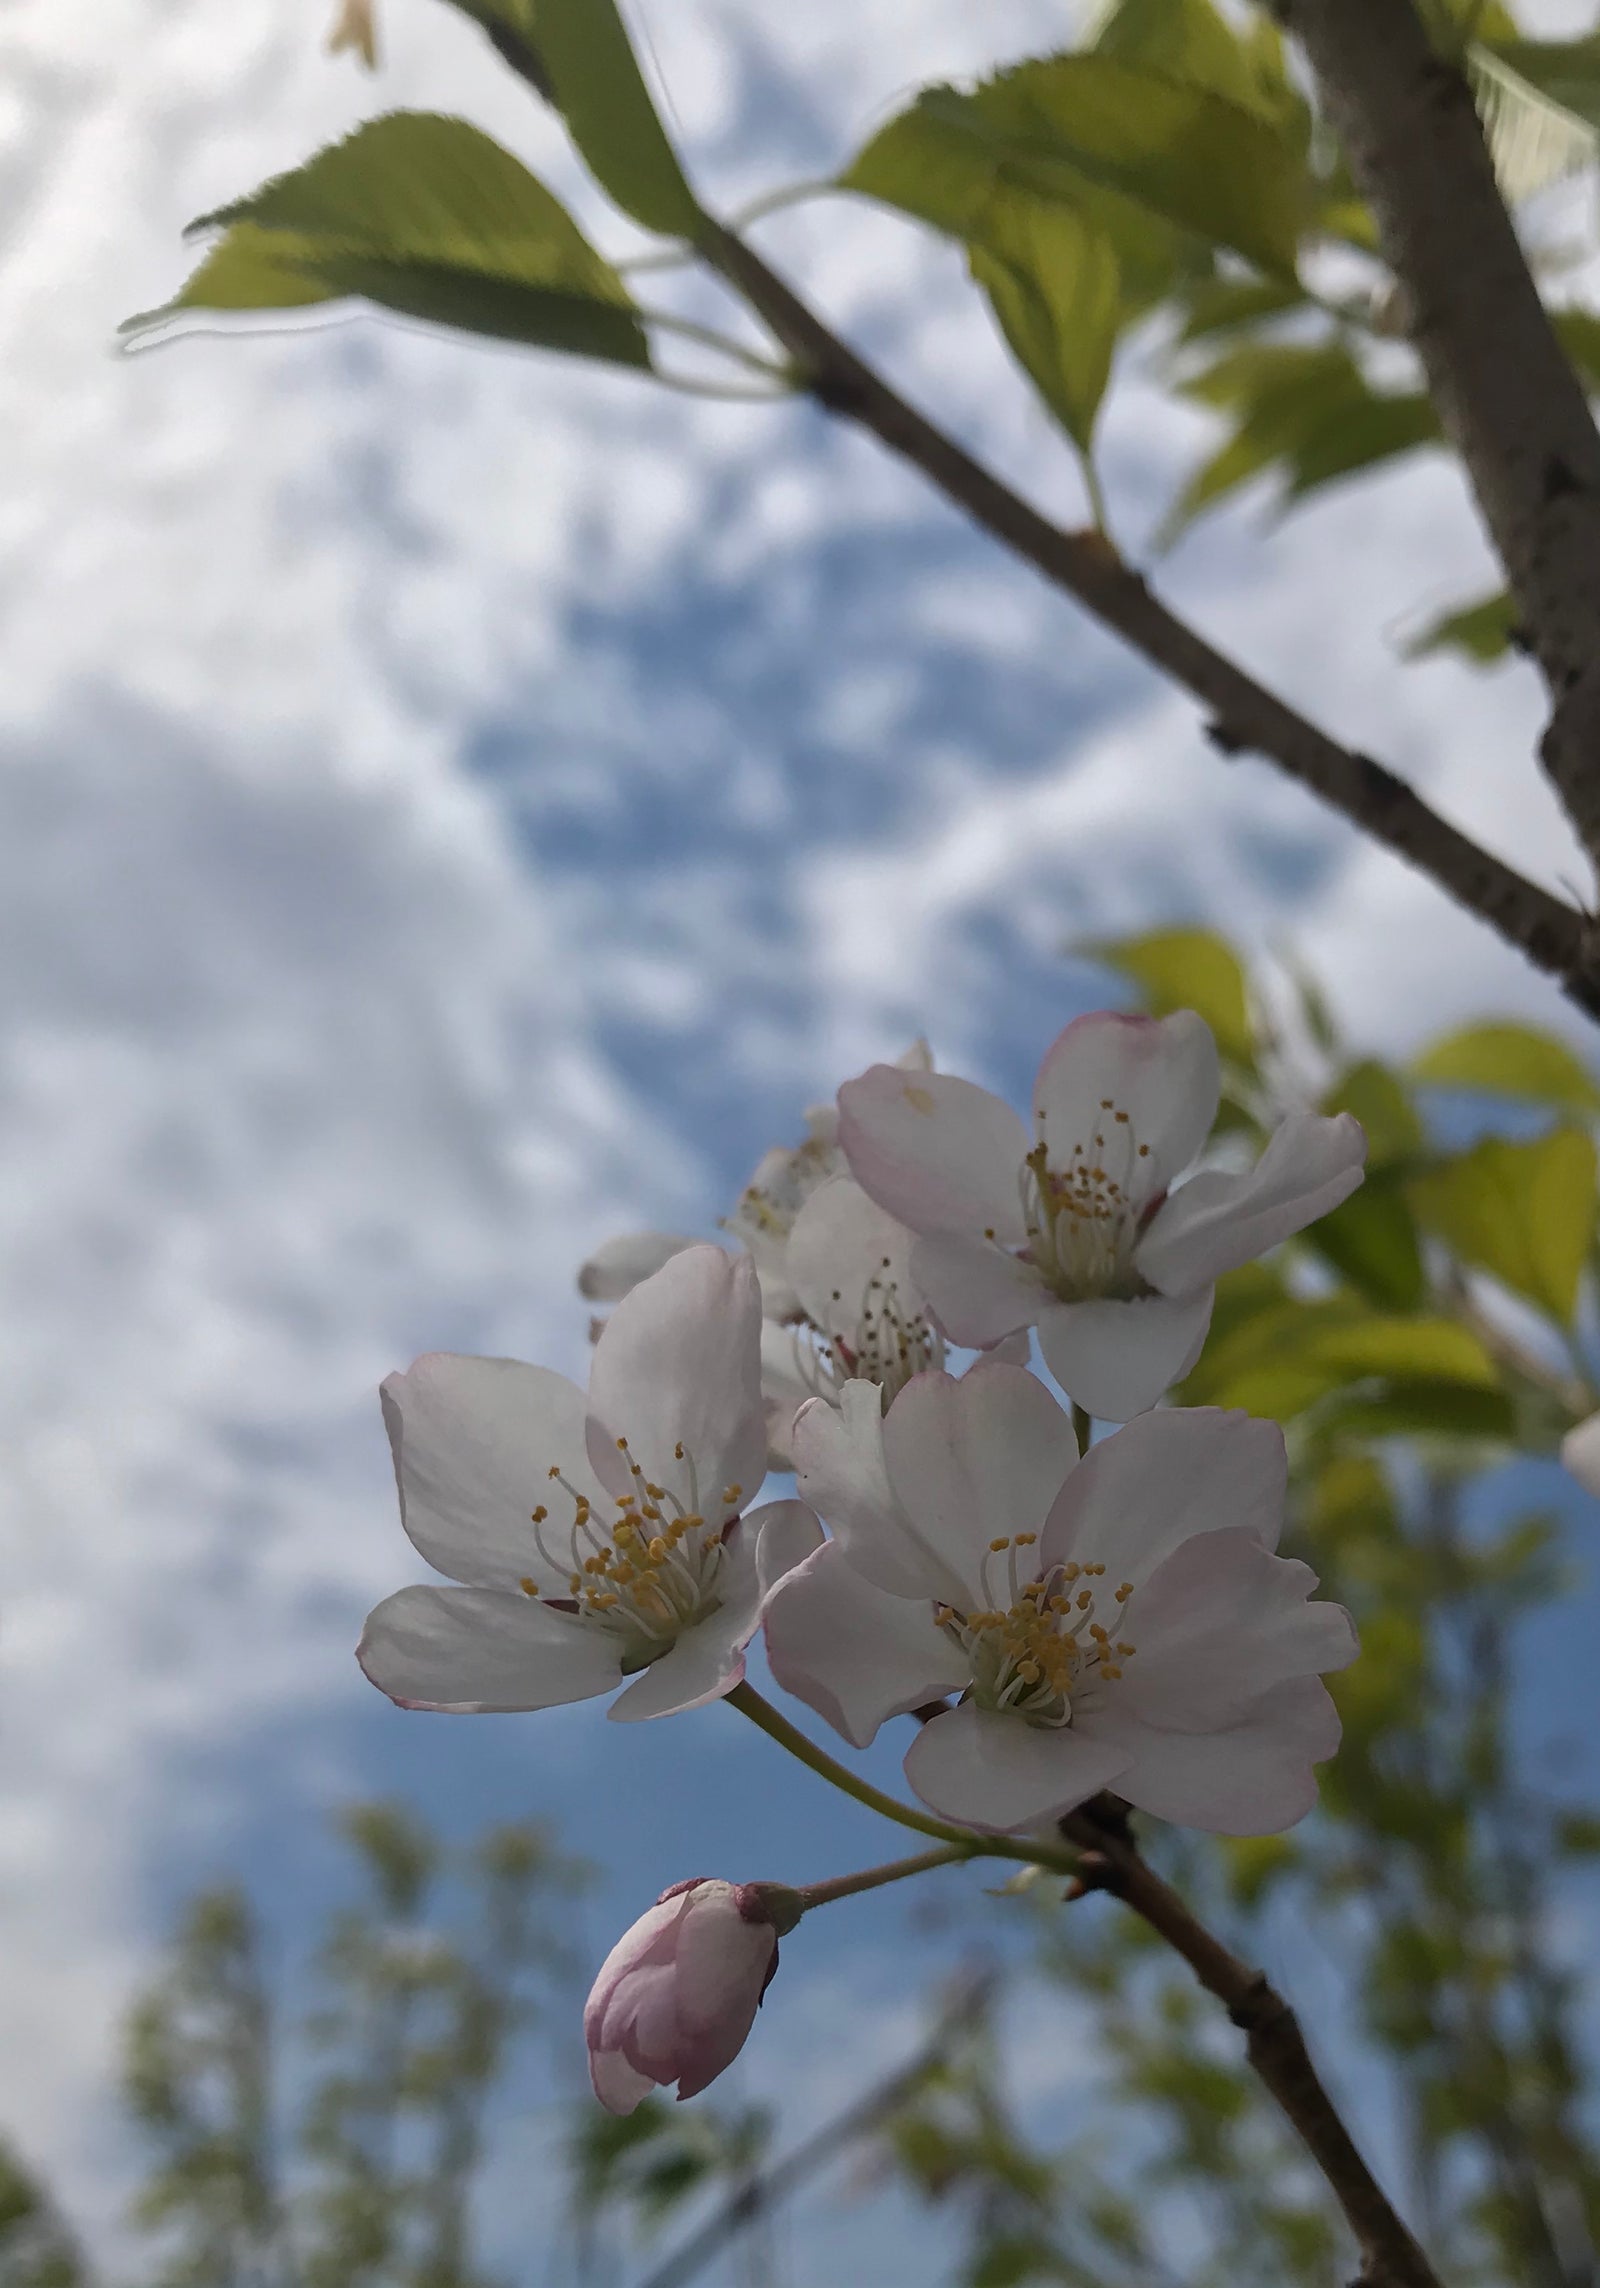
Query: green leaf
1181,1290,1499,1421
1079,925,1255,1064
1474,34,1600,128
1305,1178,1427,1313
1090,0,1264,112
1176,273,1306,343
1554,307,1600,393
124,114,650,367
968,195,1121,451
1410,1022,1600,1113
843,54,1305,281
1168,342,1438,535
1321,1058,1422,1167
534,0,702,237
1467,43,1599,203
1401,588,1517,665
1409,1127,1598,1324
1315,1378,1516,1443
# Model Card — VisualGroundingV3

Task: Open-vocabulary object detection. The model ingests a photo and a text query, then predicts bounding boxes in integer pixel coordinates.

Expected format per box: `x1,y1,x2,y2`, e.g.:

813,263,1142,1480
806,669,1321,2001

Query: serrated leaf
1167,342,1438,535
967,195,1121,452
1409,1127,1598,1324
1411,1022,1600,1113
534,0,702,237
1401,588,1516,665
1091,0,1263,111
843,53,1305,285
1079,925,1254,1064
125,114,650,367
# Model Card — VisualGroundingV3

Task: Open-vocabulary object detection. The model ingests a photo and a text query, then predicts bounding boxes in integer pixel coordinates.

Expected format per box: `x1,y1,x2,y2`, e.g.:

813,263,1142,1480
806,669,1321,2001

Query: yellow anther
519,1577,539,1597
989,1536,1011,1553
1015,1532,1037,1547
1049,1595,1071,1615
641,1506,662,1522
648,1536,669,1561
531,1505,548,1524
1089,1622,1109,1643
1061,1563,1080,1582
679,1514,703,1531
615,1436,629,1450
1100,1097,1113,1109
1115,1110,1130,1124
1115,1582,1134,1602
1118,1641,1136,1657
1077,1589,1092,1610
568,1573,583,1593
723,1484,744,1504
1138,1143,1150,1157
645,1483,665,1500
674,1441,686,1459
1101,1664,1123,1680
547,1465,561,1479
1087,1563,1106,1577
1017,1659,1041,1684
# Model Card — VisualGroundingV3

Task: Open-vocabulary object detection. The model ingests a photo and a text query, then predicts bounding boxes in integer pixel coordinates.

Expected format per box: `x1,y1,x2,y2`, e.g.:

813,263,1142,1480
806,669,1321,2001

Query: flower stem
725,1683,1075,1873
798,1844,972,1911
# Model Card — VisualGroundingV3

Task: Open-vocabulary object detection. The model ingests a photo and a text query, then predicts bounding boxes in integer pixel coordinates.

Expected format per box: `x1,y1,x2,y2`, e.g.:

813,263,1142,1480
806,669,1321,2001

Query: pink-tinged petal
837,1066,1028,1242
791,1381,929,1599
882,1363,1080,1605
1090,1674,1342,1834
1043,1408,1286,1583
904,1704,1131,1831
1117,1530,1356,1731
911,1233,1045,1348
609,1518,762,1724
1036,1290,1214,1422
1033,1011,1219,1198
585,1882,775,2111
763,1543,970,1747
577,1230,701,1303
381,1355,600,1590
753,1498,828,1600
985,1329,1034,1367
587,1246,766,1517
588,2045,658,2115
1136,1112,1367,1295
1561,1410,1600,1495
786,1177,923,1345
357,1585,621,1712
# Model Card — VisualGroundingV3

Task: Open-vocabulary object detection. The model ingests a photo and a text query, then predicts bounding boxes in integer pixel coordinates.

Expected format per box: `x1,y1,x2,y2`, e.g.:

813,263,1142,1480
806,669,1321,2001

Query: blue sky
4,0,1600,2278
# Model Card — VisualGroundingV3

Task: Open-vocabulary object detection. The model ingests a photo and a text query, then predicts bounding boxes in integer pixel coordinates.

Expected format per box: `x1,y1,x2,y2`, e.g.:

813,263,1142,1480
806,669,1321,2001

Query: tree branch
693,221,1600,1019
1061,1798,1441,2288
1274,0,1600,888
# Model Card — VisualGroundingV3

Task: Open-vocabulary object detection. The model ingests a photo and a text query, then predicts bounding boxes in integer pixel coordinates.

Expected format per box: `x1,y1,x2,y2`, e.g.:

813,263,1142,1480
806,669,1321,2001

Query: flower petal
1116,1527,1357,1730
763,1543,969,1748
911,1233,1045,1348
882,1362,1080,1606
791,1381,928,1599
589,2045,657,2115
759,1322,818,1469
1033,1012,1219,1196
754,1498,828,1600
605,1505,821,1723
587,1245,767,1517
1091,1674,1342,1834
1036,1290,1214,1422
382,1353,601,1589
837,1066,1029,1241
577,1230,700,1303
357,1585,621,1712
1042,1408,1286,1583
1561,1410,1600,1495
903,1704,1130,1831
1136,1112,1367,1295
785,1176,923,1345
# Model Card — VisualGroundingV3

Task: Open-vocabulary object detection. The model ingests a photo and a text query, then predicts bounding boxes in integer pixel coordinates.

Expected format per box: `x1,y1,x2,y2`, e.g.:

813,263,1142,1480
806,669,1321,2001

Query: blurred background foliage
2,929,1596,2287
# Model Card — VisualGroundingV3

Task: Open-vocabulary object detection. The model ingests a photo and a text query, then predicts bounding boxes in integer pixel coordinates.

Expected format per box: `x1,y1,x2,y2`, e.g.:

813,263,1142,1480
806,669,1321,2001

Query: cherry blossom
585,1878,784,2113
359,1246,821,1722
1561,1411,1600,1495
764,1363,1356,1835
837,1011,1366,1420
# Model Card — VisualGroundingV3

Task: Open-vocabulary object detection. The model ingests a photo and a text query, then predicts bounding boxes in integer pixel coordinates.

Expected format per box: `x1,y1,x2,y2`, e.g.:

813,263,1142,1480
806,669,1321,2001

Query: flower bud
584,1878,783,2114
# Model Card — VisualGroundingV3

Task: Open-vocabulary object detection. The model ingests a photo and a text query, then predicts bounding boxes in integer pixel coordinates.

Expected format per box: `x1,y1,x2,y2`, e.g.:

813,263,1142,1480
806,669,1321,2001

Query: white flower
585,1878,781,2113
359,1247,821,1722
1561,1411,1600,1494
837,1011,1366,1420
764,1363,1357,1835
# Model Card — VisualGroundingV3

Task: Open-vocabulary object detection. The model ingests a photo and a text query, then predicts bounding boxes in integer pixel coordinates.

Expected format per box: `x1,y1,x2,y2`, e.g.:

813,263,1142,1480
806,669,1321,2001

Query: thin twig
1061,1797,1442,2288
689,221,1600,1019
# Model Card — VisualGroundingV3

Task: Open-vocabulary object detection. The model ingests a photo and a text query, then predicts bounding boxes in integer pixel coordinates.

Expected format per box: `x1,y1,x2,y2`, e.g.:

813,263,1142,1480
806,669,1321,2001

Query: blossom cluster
360,1011,1366,2111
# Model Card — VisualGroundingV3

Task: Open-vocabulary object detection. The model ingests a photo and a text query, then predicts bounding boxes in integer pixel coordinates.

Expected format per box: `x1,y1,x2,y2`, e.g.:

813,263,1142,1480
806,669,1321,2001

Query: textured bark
1276,0,1600,883
697,222,1600,1016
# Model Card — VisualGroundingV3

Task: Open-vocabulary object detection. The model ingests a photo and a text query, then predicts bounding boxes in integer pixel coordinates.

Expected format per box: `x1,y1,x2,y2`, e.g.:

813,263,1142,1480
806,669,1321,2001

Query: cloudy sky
3,0,1598,2279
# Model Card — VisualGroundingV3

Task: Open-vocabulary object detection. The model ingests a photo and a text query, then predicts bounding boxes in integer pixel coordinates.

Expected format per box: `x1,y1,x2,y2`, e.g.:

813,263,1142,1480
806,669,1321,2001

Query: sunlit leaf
1079,925,1255,1064
1409,1126,1598,1324
1411,1022,1600,1113
124,114,650,368
968,194,1121,451
1401,588,1517,666
1181,1287,1499,1421
526,0,702,236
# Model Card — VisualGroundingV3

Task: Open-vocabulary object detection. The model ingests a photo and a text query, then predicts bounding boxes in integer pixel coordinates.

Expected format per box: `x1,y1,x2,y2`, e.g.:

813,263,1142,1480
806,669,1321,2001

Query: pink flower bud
584,1878,782,2115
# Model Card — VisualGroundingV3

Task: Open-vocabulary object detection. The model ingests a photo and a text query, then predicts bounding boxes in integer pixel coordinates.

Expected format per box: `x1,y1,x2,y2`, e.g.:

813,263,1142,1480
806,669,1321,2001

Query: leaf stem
725,1683,1075,1872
